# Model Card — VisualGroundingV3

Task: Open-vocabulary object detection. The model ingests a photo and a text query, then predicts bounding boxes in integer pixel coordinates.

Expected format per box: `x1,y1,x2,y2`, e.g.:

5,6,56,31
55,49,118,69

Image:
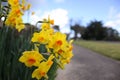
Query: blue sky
23,0,120,34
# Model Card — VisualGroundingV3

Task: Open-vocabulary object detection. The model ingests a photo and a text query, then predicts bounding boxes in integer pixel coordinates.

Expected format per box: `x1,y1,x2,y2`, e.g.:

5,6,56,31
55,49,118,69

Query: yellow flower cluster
19,16,73,80
5,0,31,32
31,17,73,68
19,50,54,80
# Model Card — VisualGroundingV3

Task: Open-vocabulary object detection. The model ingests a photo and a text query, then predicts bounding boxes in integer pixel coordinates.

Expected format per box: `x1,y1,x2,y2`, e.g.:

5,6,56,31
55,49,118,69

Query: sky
23,0,120,34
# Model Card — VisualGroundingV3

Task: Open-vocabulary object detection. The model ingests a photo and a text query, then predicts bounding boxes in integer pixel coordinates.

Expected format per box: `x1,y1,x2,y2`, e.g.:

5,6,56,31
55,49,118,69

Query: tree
104,27,120,41
82,20,106,40
82,20,120,41
70,24,85,40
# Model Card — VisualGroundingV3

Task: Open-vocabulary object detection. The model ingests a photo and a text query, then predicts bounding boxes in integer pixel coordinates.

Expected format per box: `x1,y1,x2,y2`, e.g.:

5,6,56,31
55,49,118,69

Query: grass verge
74,40,120,60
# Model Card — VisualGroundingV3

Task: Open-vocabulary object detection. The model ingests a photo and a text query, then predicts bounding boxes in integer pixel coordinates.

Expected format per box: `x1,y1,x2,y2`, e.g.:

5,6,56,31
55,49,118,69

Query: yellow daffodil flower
41,16,54,30
19,51,45,67
5,0,31,32
48,32,67,49
31,30,50,44
32,54,54,80
32,12,35,15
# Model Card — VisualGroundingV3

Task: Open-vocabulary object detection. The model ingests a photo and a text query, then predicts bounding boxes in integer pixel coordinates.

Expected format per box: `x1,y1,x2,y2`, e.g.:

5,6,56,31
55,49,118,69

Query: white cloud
105,20,120,27
116,13,120,18
105,7,120,32
41,8,69,28
105,16,120,32
29,8,69,32
107,6,117,19
30,14,41,25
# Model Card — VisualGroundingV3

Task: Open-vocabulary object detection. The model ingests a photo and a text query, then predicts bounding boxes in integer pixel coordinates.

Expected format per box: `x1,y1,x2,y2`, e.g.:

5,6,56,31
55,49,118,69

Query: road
56,44,120,80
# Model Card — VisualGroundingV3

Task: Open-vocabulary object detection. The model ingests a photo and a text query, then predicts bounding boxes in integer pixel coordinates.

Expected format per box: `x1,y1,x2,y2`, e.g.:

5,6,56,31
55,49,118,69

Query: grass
74,40,120,60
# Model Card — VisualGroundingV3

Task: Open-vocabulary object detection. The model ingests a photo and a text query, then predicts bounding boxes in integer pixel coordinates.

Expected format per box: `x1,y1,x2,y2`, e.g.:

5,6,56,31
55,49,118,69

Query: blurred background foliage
0,0,9,22
70,20,120,41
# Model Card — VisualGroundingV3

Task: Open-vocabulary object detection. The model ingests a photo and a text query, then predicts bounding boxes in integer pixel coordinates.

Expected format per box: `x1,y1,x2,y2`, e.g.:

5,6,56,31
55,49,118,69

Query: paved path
56,44,120,80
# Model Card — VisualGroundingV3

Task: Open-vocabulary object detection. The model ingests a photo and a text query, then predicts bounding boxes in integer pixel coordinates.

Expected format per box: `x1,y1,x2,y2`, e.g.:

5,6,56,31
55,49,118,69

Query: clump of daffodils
2,0,73,80
19,16,73,80
5,0,31,32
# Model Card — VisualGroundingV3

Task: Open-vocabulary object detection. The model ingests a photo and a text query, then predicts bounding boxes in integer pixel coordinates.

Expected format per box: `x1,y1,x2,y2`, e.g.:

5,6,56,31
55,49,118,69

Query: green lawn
74,40,120,60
